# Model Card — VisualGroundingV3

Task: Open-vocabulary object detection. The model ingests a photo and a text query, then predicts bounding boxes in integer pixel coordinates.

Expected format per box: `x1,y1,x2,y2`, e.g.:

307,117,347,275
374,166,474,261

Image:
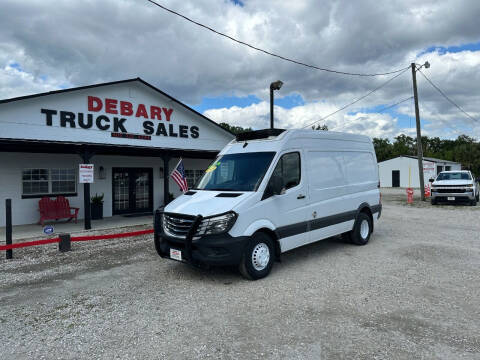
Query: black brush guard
154,209,203,263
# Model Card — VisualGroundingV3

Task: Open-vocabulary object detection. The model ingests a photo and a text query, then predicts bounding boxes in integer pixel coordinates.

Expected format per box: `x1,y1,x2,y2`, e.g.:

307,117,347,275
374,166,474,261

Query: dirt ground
1,192,479,359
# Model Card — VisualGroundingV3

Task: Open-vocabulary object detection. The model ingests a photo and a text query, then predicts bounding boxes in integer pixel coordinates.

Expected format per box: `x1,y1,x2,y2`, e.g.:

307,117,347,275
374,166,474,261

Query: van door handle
297,194,306,199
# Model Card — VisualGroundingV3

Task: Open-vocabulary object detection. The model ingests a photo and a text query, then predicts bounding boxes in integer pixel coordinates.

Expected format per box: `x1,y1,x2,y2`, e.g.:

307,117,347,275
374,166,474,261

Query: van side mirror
429,178,434,183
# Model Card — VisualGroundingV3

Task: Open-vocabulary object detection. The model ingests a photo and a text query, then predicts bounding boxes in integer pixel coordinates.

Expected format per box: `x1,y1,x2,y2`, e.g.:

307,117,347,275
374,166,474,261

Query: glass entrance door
112,168,153,215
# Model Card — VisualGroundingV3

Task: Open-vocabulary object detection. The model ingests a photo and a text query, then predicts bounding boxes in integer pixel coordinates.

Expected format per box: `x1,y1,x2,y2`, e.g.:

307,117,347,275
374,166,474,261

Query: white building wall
0,152,211,226
379,156,461,188
379,157,415,187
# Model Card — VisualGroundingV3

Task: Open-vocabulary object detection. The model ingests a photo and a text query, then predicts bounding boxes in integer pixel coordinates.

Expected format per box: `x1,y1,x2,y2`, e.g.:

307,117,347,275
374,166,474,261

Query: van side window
270,152,301,190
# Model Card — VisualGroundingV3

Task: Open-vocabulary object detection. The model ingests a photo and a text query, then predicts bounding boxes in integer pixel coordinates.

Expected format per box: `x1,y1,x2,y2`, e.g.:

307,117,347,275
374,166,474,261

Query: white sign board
79,164,94,183
0,81,234,151
423,161,436,182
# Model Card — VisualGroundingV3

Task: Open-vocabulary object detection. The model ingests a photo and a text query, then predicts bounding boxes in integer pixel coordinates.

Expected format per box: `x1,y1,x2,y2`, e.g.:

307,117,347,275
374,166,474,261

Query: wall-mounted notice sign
79,164,94,183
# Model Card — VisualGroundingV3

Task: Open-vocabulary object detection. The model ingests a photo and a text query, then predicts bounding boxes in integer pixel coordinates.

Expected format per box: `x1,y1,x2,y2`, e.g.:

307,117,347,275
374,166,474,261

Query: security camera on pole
411,61,430,201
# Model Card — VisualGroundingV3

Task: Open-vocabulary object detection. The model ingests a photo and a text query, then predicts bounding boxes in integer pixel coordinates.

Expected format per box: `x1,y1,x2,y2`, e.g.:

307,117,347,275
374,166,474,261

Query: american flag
170,159,188,193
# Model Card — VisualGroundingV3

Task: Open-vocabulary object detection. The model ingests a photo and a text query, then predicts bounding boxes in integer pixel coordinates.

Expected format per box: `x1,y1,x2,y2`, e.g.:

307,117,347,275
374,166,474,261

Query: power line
377,96,413,113
302,67,410,128
146,0,409,77
418,69,479,122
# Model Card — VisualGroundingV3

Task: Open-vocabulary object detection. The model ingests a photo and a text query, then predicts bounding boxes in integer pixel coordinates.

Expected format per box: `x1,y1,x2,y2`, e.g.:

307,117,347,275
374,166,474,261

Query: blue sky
418,41,480,56
192,93,305,113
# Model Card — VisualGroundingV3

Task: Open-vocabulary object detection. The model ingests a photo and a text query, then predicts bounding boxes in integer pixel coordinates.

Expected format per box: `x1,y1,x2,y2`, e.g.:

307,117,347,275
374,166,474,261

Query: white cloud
205,101,401,138
0,0,479,139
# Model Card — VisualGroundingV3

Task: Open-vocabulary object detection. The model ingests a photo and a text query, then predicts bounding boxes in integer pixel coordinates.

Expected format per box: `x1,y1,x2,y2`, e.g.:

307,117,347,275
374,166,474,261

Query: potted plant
91,193,104,220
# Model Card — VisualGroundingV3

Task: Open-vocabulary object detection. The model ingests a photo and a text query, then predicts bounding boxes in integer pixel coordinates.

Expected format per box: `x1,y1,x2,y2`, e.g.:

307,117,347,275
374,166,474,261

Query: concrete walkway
0,214,153,241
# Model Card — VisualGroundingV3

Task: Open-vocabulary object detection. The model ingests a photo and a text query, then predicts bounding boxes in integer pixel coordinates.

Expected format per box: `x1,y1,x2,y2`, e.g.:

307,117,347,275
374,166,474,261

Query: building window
51,169,76,193
185,169,204,188
22,168,76,196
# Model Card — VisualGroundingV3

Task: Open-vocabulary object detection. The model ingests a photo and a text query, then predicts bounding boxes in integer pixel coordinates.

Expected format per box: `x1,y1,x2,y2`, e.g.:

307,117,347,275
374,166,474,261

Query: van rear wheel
239,232,274,280
348,212,372,246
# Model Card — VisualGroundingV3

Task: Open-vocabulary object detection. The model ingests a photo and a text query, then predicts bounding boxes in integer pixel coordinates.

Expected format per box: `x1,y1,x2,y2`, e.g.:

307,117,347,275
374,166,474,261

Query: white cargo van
154,129,382,279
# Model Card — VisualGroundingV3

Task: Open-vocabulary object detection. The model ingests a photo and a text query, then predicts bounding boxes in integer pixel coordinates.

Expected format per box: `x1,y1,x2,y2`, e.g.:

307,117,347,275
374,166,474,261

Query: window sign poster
79,164,94,183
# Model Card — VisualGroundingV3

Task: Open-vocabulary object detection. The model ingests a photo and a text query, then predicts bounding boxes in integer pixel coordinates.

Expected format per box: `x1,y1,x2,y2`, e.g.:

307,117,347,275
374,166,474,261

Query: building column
163,154,170,207
79,149,95,230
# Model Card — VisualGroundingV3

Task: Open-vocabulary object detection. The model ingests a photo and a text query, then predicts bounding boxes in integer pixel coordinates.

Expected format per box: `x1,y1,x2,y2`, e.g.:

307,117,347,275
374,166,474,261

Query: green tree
219,122,253,134
372,133,480,178
392,134,415,157
372,138,393,162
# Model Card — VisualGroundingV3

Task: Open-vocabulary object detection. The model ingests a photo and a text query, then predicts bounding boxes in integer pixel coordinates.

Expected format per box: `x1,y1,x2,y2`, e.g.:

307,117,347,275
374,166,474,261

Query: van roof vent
235,128,286,142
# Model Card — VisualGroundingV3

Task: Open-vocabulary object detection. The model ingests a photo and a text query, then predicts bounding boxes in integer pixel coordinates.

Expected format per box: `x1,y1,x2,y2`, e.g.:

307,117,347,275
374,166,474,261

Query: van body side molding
275,204,380,240
276,210,354,239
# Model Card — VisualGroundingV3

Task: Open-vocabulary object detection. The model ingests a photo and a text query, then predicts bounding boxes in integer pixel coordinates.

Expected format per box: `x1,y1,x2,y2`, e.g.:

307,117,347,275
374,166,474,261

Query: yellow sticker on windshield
205,161,221,173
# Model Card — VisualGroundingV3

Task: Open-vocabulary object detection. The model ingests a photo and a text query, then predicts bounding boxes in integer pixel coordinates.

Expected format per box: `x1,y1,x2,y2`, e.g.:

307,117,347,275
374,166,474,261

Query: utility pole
411,62,425,201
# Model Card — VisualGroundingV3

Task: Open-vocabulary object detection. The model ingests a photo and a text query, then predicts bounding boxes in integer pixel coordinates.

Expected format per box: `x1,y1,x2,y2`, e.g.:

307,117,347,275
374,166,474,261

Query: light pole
411,61,430,201
270,80,283,129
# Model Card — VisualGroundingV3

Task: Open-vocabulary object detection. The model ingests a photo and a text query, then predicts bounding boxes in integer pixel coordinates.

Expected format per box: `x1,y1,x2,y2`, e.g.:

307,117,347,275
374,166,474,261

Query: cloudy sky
1,0,479,139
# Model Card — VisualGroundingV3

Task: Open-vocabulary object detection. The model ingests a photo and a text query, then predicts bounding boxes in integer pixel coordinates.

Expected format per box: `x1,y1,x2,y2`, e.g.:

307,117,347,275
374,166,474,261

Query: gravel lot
1,194,479,359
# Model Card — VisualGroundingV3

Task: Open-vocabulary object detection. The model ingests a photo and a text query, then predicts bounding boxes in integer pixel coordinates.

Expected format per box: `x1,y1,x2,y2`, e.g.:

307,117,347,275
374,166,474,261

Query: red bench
38,196,79,226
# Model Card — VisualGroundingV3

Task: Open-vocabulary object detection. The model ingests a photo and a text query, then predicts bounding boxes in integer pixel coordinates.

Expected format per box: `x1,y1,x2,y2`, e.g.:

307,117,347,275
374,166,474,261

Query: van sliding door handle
297,194,306,199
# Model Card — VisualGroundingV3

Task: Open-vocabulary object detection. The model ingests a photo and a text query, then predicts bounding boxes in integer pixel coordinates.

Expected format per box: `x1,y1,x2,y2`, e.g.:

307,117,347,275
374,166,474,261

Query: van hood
163,190,254,217
432,180,473,186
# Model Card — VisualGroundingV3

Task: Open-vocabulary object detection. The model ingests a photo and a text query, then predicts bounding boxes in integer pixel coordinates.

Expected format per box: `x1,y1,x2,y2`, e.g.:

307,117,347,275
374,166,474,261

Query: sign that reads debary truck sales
40,96,200,140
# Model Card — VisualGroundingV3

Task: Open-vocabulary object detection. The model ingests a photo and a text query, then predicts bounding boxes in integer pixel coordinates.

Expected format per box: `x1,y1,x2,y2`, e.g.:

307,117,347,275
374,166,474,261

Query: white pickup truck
430,170,479,206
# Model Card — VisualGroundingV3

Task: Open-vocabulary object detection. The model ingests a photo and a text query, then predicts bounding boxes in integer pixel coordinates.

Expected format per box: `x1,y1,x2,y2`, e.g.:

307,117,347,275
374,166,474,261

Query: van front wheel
239,232,274,280
348,212,372,246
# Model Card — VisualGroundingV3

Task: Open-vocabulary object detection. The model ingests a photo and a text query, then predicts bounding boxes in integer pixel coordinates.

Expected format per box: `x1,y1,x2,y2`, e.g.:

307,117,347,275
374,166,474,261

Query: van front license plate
447,197,455,201
170,248,182,261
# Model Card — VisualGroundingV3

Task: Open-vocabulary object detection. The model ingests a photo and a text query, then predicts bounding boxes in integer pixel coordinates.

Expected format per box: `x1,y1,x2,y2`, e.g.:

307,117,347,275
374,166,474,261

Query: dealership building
0,78,234,227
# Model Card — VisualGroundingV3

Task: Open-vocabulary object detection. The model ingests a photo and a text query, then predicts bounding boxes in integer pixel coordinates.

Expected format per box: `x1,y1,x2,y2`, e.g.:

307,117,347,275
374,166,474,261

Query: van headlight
196,211,238,236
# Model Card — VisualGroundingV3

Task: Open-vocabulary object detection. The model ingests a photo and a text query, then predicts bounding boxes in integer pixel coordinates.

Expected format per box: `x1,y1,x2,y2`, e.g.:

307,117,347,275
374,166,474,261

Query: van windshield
195,152,276,191
436,172,471,180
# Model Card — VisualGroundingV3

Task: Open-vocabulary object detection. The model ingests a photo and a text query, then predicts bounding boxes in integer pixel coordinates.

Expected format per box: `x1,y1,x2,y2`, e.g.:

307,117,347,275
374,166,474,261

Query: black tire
239,232,275,280
476,193,479,202
431,198,437,205
348,212,372,246
470,198,477,206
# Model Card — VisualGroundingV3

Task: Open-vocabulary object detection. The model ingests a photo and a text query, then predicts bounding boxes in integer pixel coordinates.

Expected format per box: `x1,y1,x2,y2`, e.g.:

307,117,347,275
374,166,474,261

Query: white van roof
233,129,371,144
220,129,373,156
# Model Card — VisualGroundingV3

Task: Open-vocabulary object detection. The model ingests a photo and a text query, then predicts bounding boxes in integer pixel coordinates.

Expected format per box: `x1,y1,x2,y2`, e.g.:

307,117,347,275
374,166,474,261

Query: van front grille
163,213,195,238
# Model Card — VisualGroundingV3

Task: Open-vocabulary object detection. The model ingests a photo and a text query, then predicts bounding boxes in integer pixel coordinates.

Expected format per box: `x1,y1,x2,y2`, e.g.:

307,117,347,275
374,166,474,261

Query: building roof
402,155,460,164
0,77,234,137
378,155,460,165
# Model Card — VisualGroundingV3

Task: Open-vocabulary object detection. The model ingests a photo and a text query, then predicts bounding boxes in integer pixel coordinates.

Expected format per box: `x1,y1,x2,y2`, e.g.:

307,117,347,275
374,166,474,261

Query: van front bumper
155,231,249,267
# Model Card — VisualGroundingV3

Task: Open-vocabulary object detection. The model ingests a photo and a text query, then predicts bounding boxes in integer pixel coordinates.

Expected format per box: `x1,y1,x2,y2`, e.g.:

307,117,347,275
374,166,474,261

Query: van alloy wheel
239,232,275,280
